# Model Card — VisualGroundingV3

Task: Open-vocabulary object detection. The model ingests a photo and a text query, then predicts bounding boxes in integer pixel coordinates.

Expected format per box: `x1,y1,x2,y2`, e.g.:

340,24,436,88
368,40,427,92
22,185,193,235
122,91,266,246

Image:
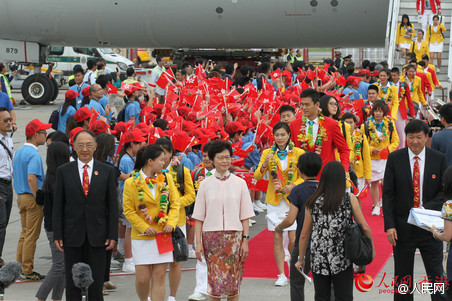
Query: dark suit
53,160,118,301
383,147,447,301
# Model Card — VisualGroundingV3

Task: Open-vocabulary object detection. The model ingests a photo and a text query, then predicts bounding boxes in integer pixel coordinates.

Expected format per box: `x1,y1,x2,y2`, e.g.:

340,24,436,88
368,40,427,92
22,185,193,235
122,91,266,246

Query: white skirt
132,237,174,265
266,199,297,231
371,159,387,182
429,42,443,53
400,41,412,50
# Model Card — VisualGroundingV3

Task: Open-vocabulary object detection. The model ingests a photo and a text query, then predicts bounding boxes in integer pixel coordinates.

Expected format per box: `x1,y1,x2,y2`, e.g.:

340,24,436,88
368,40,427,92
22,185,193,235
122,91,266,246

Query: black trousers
312,265,353,301
0,181,12,257
64,238,106,301
290,246,311,301
393,227,447,301
104,249,112,282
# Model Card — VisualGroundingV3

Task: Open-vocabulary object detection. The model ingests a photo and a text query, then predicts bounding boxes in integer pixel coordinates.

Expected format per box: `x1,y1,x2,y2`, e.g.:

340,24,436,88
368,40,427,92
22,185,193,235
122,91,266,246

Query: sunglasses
2,118,12,123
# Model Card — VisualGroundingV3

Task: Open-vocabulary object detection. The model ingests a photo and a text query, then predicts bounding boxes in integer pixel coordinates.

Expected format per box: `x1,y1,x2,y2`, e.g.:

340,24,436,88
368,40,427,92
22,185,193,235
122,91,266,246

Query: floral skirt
202,231,244,298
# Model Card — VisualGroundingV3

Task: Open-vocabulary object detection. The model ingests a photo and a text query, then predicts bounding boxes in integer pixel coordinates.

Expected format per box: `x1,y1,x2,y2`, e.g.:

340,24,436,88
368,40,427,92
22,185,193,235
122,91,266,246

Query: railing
386,0,400,67
448,9,452,86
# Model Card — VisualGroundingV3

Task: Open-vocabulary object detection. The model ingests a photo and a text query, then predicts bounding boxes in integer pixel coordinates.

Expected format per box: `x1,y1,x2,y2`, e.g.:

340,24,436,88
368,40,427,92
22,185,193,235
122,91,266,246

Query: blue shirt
176,152,195,171
85,99,106,118
431,129,452,166
342,87,360,101
70,83,90,109
187,151,202,168
356,82,370,100
0,92,13,111
100,95,112,120
13,144,45,194
125,101,140,123
242,141,260,169
242,132,255,144
287,180,318,246
58,105,76,133
119,154,135,193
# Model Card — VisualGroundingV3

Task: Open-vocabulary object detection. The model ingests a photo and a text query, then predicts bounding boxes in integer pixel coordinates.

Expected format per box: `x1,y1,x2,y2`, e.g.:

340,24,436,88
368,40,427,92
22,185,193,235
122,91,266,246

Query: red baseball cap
124,85,143,96
81,86,91,97
372,70,380,76
124,130,147,143
74,107,92,123
89,119,109,134
65,89,79,101
25,119,52,137
358,70,371,77
69,127,84,146
114,121,127,134
225,121,246,134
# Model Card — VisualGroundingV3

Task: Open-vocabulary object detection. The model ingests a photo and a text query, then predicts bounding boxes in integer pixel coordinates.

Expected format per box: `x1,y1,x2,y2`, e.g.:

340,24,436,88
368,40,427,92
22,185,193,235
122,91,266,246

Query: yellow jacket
418,66,435,91
361,117,399,160
350,129,372,180
404,75,427,105
396,23,414,45
335,120,354,162
254,146,304,206
377,83,399,120
426,24,446,44
167,165,196,226
411,40,429,62
123,172,180,240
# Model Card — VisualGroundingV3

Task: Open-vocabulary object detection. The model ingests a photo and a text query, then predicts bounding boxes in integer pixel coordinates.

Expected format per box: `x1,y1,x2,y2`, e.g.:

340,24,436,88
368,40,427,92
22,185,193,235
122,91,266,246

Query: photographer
431,102,452,166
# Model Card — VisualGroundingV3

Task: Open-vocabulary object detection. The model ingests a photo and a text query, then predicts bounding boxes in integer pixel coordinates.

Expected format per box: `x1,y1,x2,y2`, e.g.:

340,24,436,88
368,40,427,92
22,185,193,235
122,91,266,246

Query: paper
407,208,444,231
155,233,174,254
301,270,312,284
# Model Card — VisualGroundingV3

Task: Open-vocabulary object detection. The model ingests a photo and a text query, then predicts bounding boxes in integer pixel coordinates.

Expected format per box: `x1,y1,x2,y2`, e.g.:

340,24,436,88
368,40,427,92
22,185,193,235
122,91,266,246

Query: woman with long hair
362,100,399,216
36,142,70,301
193,140,255,300
123,144,180,301
295,161,375,300
426,15,447,71
376,69,399,119
396,14,414,57
254,122,304,286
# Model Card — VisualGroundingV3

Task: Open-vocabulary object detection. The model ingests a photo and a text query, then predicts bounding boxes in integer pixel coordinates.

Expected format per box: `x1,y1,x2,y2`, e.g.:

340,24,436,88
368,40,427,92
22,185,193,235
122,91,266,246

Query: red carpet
243,191,392,279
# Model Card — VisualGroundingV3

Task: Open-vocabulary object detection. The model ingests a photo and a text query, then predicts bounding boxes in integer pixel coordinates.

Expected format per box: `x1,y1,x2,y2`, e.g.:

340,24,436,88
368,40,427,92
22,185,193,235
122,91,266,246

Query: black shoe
21,271,45,281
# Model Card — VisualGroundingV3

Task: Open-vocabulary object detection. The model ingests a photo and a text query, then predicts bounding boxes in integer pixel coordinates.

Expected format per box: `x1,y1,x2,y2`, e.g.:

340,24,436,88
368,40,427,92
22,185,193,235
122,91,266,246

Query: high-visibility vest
0,74,12,98
294,55,303,61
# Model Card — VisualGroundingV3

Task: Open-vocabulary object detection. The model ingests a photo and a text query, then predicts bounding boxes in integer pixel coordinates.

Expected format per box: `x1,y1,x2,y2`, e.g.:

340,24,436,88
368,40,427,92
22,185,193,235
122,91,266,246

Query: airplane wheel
21,74,54,105
50,77,59,101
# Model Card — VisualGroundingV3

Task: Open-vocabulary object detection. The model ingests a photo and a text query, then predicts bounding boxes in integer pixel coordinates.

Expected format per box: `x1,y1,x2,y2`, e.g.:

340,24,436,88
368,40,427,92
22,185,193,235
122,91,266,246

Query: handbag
344,193,373,266
172,226,189,262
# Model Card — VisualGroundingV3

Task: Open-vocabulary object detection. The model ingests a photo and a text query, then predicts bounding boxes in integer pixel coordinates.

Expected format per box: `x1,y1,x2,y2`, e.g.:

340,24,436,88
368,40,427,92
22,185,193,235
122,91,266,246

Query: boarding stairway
387,0,452,99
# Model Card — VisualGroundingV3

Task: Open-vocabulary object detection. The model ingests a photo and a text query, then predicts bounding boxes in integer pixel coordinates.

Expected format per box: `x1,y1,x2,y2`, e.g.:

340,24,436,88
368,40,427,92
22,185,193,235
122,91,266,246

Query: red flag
336,75,346,86
107,82,118,94
276,165,286,186
270,69,282,81
165,85,179,105
306,68,316,81
184,76,198,89
156,69,175,88
317,68,327,80
324,63,331,70
195,64,207,81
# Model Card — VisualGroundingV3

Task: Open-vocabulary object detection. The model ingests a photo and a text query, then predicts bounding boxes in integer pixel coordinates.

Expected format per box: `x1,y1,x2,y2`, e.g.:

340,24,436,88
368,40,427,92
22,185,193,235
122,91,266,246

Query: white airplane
0,0,390,104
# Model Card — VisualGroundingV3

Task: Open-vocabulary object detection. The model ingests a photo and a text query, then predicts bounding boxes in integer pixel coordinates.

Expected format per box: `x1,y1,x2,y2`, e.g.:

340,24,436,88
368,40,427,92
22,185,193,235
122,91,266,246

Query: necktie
308,121,314,148
206,171,212,177
277,150,288,160
82,164,89,197
413,156,421,208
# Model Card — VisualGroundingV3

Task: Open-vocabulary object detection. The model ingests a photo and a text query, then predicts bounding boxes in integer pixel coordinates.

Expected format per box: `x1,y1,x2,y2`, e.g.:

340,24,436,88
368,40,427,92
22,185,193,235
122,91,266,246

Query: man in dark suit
383,120,447,301
53,130,118,301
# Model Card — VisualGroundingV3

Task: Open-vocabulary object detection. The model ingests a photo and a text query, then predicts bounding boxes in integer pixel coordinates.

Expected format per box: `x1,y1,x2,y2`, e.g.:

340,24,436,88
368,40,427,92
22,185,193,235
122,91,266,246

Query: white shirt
0,133,13,180
305,117,319,143
204,168,216,177
77,159,94,186
140,169,156,198
83,70,96,85
277,145,289,171
408,147,425,206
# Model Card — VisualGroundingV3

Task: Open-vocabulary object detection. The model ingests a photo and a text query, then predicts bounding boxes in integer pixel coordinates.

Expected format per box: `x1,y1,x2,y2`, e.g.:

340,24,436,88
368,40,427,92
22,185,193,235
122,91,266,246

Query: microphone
72,263,93,301
0,262,22,300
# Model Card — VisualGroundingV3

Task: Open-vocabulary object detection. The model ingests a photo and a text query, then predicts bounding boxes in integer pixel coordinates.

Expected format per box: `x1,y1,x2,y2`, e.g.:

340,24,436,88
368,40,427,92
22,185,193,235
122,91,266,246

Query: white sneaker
255,200,267,210
275,273,288,286
188,248,196,259
249,220,253,227
188,291,208,301
122,261,135,273
250,219,256,224
253,204,264,213
167,297,176,301
371,206,381,216
437,68,441,73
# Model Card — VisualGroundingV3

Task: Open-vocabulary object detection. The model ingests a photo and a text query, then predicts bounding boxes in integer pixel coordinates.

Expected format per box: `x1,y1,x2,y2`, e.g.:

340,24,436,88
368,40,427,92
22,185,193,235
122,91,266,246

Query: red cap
69,127,84,146
25,119,52,137
65,89,79,101
177,106,191,117
358,70,371,77
81,86,91,97
74,107,92,123
372,70,380,76
124,84,144,96
346,76,360,87
225,121,246,134
124,130,147,143
114,121,127,134
89,119,109,134
172,131,194,152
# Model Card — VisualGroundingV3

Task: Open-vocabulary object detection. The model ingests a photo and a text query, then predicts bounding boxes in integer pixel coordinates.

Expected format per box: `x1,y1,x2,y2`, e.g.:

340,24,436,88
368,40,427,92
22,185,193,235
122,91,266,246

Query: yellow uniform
254,146,304,206
377,83,399,120
361,117,400,160
335,120,354,162
123,172,180,240
426,24,446,44
418,66,434,92
403,75,427,106
350,129,372,181
167,165,196,227
396,24,414,45
411,40,429,61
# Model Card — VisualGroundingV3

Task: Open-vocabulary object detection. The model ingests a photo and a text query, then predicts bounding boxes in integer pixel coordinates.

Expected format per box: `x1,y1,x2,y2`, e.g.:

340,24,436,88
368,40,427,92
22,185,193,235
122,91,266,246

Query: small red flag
270,69,282,81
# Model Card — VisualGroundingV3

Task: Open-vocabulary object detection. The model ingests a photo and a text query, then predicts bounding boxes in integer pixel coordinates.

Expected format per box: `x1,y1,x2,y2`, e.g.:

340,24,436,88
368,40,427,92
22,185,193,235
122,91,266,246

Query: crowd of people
1,15,452,298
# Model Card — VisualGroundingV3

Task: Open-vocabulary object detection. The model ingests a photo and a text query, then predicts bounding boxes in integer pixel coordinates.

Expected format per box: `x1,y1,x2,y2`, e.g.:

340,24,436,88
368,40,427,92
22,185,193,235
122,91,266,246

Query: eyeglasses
75,143,95,149
215,156,232,161
37,131,47,135
2,118,12,123
329,102,338,107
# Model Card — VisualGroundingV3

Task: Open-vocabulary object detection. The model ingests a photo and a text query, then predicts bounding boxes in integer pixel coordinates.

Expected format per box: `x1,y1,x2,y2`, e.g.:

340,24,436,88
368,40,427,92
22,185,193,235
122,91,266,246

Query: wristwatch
242,235,250,240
